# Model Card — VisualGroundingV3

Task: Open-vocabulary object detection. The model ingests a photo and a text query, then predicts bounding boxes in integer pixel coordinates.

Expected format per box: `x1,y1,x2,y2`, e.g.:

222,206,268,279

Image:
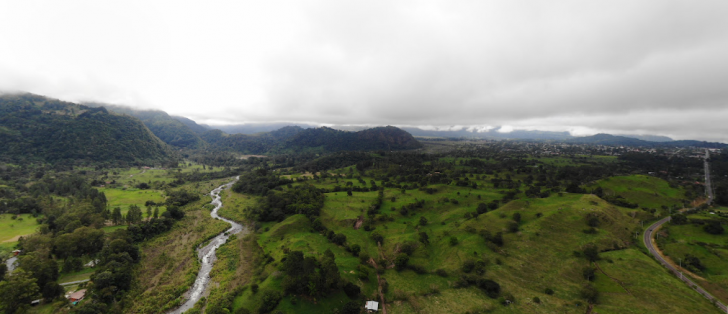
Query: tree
580,284,599,303
342,301,361,314
491,232,504,247
0,269,40,314
153,206,159,219
582,266,596,281
418,232,429,245
449,236,459,246
349,244,361,256
583,245,600,262
704,221,724,235
126,205,143,225
507,221,519,233
671,214,688,225
371,231,384,244
111,207,122,225
332,233,347,245
343,281,361,298
394,253,410,271
512,212,521,223
419,216,428,226
478,279,500,298
259,290,282,313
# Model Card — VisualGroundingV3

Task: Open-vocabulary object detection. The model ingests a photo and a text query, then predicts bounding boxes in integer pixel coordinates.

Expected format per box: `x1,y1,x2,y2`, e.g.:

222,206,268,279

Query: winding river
168,176,248,314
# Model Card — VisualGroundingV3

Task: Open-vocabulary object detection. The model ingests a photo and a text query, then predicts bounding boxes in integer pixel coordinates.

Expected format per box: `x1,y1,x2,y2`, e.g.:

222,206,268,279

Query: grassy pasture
659,222,728,304
99,187,167,218
232,175,720,313
588,175,687,212
0,213,41,252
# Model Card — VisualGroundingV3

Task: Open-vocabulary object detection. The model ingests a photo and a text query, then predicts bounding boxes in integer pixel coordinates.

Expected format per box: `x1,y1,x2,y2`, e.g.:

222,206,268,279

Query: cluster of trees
231,169,293,195
245,184,324,222
281,250,352,300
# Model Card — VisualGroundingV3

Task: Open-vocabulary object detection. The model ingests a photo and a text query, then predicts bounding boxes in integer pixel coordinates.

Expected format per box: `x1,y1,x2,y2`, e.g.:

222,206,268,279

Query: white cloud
1,0,728,141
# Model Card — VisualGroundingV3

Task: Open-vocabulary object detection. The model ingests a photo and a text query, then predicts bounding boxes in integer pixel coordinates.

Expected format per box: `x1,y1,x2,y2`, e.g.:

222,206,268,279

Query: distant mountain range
566,133,727,148
195,123,678,144
1,92,723,167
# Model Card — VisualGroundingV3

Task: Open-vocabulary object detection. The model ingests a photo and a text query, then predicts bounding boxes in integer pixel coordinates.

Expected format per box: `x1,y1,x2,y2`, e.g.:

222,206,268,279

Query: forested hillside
0,94,176,166
86,103,207,149
202,126,423,154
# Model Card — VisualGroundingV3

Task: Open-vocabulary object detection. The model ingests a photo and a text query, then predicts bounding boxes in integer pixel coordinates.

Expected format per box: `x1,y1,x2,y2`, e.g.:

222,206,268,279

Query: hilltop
201,125,422,154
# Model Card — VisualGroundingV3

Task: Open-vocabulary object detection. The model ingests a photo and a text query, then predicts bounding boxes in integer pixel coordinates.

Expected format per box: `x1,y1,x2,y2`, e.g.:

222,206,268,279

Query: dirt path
594,261,633,296
369,257,387,314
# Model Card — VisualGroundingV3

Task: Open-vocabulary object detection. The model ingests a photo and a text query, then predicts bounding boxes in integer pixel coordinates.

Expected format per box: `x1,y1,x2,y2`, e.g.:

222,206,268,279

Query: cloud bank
1,0,728,141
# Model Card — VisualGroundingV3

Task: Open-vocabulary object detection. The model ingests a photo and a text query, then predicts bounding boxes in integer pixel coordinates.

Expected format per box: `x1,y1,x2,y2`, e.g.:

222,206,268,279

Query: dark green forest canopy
0,94,176,166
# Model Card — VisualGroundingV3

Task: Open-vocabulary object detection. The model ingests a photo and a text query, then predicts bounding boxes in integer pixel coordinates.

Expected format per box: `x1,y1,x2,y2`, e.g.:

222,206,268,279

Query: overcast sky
1,1,728,141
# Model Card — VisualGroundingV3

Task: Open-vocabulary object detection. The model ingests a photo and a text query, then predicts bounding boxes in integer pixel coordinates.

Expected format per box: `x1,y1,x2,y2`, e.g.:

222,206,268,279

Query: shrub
435,269,448,277
251,284,259,293
343,282,361,298
544,288,554,295
359,252,371,264
349,244,361,256
582,267,596,281
580,284,599,303
371,231,384,244
395,253,410,271
507,221,519,233
449,237,459,246
462,260,475,273
533,296,541,304
419,216,428,226
478,279,501,298
408,264,427,274
259,290,282,313
583,244,599,262
332,233,347,245
342,301,361,314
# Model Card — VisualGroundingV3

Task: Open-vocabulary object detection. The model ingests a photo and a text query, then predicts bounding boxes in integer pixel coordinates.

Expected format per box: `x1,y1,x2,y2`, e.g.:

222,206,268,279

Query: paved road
644,217,727,312
59,279,90,286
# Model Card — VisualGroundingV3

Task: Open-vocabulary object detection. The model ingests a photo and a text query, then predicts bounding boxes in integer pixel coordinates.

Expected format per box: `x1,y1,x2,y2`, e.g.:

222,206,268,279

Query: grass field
659,221,728,304
229,173,721,314
588,175,687,213
0,213,41,253
99,187,167,218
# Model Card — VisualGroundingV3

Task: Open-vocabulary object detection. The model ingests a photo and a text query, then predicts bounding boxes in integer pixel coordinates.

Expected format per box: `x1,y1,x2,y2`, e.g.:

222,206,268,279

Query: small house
68,289,86,303
12,250,21,256
365,301,379,312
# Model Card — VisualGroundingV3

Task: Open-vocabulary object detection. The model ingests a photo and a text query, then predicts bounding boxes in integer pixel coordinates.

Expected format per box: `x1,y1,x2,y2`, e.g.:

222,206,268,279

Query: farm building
67,289,87,303
365,301,379,312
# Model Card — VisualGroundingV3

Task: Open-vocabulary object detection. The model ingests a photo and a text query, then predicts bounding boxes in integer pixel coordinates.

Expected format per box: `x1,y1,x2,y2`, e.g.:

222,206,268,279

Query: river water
168,176,248,314
5,256,17,273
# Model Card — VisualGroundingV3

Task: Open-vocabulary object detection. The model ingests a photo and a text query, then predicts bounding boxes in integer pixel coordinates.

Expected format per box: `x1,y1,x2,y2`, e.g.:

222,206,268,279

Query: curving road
644,217,727,312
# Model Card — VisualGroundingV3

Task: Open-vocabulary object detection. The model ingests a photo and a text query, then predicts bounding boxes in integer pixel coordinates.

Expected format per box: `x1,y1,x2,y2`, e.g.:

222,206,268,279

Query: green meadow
659,221,728,304
0,213,41,252
99,187,167,218
588,175,687,212
231,172,721,313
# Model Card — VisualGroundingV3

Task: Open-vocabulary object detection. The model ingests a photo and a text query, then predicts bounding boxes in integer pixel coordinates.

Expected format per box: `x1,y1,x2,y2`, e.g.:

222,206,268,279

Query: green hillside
0,94,176,165
89,103,207,149
225,169,719,314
